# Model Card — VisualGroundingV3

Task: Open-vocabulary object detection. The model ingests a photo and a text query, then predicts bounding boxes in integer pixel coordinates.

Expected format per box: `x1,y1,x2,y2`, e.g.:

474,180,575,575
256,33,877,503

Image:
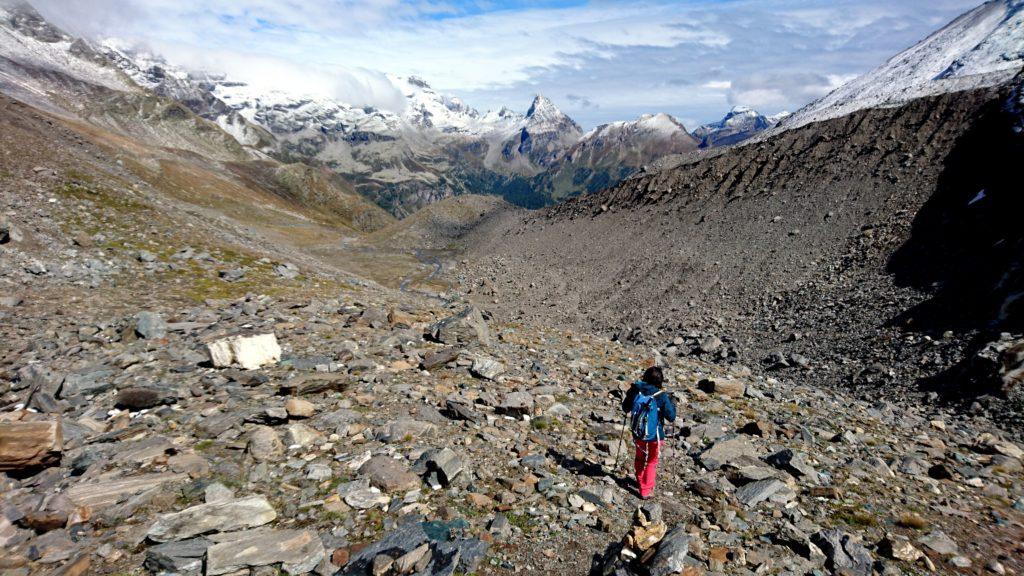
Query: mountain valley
1,1,1024,576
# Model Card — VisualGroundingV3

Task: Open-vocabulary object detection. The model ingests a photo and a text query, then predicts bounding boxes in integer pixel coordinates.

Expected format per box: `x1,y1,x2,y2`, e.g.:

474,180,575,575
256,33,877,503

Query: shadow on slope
888,76,1024,400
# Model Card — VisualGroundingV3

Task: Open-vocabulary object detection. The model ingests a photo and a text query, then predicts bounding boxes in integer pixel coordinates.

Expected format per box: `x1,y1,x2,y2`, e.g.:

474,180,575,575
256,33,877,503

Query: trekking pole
612,412,628,473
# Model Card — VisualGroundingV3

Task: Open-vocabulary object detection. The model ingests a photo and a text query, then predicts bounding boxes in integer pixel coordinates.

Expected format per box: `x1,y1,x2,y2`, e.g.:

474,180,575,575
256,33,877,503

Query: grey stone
340,522,429,575
426,307,491,347
648,526,693,576
205,528,325,575
360,456,421,492
918,530,959,555
735,478,789,507
146,495,276,542
144,537,209,575
135,311,167,340
421,448,465,487
470,356,505,380
498,391,534,417
700,435,759,470
381,418,435,443
248,426,284,461
765,449,818,479
811,529,873,576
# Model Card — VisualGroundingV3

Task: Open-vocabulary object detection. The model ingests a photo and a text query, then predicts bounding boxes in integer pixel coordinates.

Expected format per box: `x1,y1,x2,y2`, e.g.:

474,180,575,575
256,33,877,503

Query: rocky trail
2,125,1024,576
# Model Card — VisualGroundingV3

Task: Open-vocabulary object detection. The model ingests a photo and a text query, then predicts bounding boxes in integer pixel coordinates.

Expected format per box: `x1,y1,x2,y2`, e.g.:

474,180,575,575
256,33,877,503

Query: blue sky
34,0,984,129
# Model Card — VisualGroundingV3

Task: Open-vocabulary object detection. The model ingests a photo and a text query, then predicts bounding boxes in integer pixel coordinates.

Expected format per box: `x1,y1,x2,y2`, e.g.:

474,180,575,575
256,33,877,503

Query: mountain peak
2,0,68,43
526,94,559,118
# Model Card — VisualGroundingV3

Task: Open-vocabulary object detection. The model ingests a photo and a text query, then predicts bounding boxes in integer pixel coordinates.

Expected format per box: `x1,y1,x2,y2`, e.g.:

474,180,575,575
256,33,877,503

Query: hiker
621,366,676,499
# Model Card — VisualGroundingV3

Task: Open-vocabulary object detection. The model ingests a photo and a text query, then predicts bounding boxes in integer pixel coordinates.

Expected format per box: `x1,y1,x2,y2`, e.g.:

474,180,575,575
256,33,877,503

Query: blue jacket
621,380,677,440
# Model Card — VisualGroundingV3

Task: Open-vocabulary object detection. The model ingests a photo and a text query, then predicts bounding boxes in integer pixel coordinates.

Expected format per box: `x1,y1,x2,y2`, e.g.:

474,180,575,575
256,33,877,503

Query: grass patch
896,513,929,530
834,508,877,528
194,440,215,451
504,512,534,532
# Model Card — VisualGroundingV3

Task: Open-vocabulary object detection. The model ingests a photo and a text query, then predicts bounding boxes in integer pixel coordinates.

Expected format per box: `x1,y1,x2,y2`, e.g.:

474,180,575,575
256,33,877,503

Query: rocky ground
2,120,1024,576
460,81,1024,435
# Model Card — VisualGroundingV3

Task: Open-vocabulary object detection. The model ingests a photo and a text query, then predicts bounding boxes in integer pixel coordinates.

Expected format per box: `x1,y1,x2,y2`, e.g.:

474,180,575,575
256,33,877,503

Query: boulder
498,391,534,417
420,448,465,487
648,526,694,576
734,478,791,507
811,529,873,576
0,415,62,471
146,495,277,542
697,378,746,398
144,538,209,575
470,356,505,380
134,311,167,340
206,333,281,370
360,456,421,492
381,418,435,443
248,426,285,461
425,307,490,347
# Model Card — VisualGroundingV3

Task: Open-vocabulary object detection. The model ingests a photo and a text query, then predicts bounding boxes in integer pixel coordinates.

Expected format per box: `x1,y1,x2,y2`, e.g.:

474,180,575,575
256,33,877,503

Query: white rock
206,333,281,370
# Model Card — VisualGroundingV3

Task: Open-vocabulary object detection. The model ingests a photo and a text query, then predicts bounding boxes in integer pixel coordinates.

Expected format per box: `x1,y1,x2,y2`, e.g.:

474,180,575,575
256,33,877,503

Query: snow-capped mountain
778,0,1024,132
0,1,134,110
693,106,789,148
534,113,699,201
0,0,763,215
494,95,583,175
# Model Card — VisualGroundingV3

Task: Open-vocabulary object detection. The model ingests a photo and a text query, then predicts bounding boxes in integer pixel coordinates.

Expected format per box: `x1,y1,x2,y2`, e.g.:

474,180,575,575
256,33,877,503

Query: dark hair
642,366,664,388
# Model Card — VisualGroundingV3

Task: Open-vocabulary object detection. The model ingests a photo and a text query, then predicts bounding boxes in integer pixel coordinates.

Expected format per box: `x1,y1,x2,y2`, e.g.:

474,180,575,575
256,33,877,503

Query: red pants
634,439,662,497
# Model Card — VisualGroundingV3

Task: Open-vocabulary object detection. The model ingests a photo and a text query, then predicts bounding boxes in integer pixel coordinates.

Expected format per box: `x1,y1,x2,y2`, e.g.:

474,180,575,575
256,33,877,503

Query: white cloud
28,0,986,127
702,80,732,90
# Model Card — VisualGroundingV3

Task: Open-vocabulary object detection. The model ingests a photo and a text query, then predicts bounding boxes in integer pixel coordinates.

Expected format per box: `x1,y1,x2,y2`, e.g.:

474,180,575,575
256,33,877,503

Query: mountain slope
535,113,699,201
777,0,1024,131
466,79,1024,422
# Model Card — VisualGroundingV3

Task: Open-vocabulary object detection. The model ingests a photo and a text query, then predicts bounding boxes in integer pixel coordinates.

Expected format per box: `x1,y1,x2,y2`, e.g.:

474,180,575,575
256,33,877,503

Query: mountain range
0,1,785,216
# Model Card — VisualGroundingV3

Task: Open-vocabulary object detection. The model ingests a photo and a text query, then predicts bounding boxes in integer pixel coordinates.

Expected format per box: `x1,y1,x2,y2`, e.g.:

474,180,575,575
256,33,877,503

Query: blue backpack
630,388,664,441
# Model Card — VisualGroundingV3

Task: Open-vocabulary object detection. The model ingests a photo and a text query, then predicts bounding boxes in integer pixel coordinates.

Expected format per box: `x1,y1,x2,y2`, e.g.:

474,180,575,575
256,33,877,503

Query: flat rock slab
699,435,760,470
206,528,324,575
735,478,791,507
147,495,277,542
382,418,435,443
65,472,188,510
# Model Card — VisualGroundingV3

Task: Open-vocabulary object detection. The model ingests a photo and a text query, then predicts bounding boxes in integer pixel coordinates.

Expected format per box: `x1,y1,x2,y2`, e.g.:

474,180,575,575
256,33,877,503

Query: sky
30,0,985,129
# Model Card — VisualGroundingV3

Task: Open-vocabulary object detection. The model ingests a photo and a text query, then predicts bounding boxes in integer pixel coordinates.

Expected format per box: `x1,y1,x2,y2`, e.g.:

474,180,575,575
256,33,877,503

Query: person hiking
621,366,676,499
